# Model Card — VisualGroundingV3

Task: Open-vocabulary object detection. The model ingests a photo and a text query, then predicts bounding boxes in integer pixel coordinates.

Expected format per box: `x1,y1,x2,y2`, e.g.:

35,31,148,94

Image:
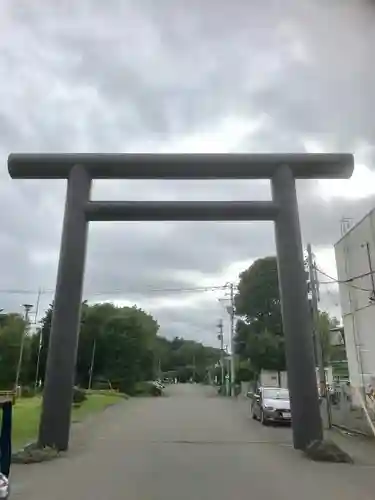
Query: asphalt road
11,384,375,499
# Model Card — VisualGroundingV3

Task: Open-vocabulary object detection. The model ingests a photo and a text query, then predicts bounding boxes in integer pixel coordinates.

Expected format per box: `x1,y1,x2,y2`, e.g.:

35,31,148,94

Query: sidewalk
327,427,375,466
238,394,375,466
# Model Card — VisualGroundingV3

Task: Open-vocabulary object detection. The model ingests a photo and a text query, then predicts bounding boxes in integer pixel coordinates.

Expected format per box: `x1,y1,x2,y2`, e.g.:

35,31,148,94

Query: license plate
283,412,291,418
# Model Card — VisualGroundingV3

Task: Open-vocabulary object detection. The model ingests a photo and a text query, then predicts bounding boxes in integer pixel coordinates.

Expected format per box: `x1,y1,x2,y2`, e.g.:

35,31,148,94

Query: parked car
0,473,9,499
250,386,291,425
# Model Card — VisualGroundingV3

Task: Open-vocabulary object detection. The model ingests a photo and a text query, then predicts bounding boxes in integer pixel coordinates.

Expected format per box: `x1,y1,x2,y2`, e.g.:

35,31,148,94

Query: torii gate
8,152,354,451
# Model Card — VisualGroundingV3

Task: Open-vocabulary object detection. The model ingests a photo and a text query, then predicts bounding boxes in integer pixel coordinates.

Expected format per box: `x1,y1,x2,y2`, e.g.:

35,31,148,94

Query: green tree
36,302,160,393
234,256,342,380
35,304,53,386
25,327,42,386
154,336,221,383
99,306,159,393
0,313,27,389
76,302,119,387
234,256,285,377
236,358,256,383
235,256,282,334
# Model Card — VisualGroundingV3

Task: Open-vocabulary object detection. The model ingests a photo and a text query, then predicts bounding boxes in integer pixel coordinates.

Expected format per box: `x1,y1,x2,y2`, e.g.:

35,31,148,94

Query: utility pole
228,283,236,396
15,303,33,393
33,288,43,392
307,244,331,428
34,328,42,393
217,319,224,386
192,355,196,382
218,283,236,396
88,339,96,390
34,288,42,325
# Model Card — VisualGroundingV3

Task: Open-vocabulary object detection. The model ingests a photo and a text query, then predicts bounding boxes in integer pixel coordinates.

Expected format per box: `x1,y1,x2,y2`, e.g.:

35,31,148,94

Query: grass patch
12,397,41,450
71,393,125,423
12,391,125,450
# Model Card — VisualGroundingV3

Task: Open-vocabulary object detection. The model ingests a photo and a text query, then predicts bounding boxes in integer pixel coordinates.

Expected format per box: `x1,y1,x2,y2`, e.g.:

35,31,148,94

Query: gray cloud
252,1,375,149
1,0,374,342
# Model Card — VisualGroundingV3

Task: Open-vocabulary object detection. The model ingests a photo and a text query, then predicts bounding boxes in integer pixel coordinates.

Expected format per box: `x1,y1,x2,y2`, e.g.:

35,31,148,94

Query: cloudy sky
1,0,375,346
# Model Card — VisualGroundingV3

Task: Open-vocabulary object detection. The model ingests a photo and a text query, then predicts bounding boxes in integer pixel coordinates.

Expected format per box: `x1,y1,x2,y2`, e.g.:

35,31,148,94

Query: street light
14,304,33,393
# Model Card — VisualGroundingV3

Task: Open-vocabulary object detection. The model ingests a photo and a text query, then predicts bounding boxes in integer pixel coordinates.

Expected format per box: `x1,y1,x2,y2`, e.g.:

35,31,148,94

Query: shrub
21,386,35,398
72,387,87,406
92,380,111,390
149,383,163,397
133,381,163,397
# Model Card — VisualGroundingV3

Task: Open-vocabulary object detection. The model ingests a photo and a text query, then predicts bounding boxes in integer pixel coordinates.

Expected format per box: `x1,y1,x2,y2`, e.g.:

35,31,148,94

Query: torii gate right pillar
272,165,322,449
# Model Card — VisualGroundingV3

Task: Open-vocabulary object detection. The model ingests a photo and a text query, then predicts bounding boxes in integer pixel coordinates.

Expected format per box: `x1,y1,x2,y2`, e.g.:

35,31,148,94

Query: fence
330,382,375,436
0,392,15,406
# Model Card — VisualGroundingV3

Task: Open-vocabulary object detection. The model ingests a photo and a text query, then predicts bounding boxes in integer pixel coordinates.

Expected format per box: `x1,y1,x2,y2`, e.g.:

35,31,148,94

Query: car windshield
263,388,289,400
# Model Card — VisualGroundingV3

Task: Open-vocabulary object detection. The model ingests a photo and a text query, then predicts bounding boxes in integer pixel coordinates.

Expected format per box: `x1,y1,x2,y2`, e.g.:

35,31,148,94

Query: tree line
0,255,342,394
0,302,221,394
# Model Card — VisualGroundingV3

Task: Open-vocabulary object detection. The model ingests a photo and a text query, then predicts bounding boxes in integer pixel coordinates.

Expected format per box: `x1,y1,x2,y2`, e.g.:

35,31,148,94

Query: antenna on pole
340,217,352,236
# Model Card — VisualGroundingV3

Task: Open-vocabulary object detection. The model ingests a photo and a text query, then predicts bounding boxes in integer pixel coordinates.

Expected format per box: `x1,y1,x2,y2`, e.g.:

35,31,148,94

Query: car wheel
260,409,268,426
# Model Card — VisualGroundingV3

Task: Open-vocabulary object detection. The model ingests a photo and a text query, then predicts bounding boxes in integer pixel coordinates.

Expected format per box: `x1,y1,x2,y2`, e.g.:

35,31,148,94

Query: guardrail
0,392,15,405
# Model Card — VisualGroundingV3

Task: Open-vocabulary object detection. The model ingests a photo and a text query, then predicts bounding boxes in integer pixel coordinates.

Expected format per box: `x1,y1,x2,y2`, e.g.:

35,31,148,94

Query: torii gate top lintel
8,152,354,180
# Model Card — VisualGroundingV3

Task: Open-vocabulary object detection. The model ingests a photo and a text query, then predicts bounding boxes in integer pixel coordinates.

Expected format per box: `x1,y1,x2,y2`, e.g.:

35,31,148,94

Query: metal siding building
334,208,375,393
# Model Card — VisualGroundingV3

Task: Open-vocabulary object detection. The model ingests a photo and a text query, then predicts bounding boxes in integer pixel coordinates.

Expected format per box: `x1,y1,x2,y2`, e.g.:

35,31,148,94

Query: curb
331,424,373,439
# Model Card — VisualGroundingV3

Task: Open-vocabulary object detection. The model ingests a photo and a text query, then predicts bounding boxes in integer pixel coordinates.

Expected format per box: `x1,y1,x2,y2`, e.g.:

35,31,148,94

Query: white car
0,473,9,499
251,387,291,425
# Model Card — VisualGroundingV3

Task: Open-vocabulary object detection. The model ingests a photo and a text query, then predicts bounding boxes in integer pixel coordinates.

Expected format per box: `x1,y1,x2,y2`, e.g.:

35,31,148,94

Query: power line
88,285,228,295
316,266,375,284
0,284,229,296
315,266,374,292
